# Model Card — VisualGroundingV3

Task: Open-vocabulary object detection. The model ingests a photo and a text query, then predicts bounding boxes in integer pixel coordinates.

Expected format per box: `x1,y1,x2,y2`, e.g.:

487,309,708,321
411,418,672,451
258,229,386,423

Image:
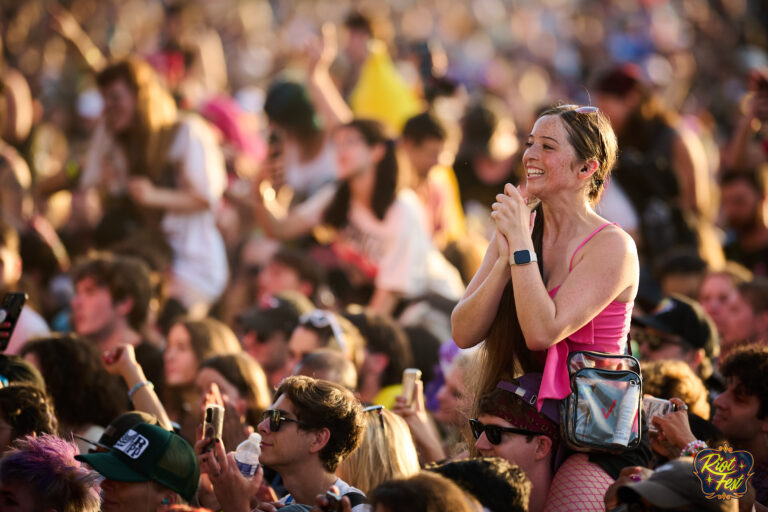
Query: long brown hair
470,203,545,406
96,58,178,184
323,120,398,228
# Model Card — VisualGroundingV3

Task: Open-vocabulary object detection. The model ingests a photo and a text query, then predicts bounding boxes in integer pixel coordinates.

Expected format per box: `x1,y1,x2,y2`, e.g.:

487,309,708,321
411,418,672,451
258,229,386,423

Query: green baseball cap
76,422,199,502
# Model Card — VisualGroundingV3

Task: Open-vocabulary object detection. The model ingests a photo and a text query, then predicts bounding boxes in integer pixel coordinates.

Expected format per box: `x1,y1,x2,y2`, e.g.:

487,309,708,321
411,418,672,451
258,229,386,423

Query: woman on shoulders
451,104,639,406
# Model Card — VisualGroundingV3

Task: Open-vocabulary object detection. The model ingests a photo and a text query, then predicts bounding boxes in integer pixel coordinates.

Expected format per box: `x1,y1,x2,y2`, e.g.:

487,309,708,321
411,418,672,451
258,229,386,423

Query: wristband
680,439,707,457
128,381,153,400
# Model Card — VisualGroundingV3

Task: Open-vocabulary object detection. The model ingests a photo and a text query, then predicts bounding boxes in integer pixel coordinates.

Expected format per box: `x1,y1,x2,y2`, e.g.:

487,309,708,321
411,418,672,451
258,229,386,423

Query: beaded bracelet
680,439,708,457
128,381,154,400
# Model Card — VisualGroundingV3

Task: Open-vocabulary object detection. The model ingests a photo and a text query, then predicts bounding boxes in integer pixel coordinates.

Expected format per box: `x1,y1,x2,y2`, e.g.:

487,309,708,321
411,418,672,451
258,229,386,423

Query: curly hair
0,435,101,512
20,334,129,431
274,376,365,472
0,385,58,449
720,344,768,419
641,360,710,420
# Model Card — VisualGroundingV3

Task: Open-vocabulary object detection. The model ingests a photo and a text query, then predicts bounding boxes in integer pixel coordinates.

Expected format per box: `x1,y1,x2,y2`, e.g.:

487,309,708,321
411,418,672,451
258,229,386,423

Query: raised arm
306,23,353,132
252,179,333,240
493,184,638,351
450,230,511,348
48,3,107,73
102,345,174,431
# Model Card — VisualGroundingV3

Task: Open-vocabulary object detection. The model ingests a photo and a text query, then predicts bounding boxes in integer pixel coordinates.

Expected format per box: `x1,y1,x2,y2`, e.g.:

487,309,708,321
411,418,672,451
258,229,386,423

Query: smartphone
0,293,26,352
402,368,422,408
203,404,224,449
643,396,676,432
323,490,342,512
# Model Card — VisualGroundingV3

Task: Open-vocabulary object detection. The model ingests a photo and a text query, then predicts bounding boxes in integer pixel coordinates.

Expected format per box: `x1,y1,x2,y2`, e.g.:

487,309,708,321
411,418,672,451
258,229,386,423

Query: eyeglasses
560,104,600,114
632,329,688,351
261,409,309,432
363,405,385,429
468,419,543,445
299,310,347,353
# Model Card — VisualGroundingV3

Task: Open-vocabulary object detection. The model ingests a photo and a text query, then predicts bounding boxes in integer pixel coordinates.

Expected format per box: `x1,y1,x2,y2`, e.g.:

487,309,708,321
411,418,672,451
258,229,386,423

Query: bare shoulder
583,223,638,262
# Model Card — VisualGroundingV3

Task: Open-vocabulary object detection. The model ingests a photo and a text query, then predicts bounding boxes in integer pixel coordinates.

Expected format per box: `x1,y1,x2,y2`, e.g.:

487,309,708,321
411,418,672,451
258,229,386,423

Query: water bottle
612,379,640,447
235,433,262,477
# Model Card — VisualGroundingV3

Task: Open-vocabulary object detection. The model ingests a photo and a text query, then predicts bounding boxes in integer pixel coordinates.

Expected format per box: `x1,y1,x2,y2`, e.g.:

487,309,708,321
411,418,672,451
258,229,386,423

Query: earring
581,166,588,173
161,498,170,505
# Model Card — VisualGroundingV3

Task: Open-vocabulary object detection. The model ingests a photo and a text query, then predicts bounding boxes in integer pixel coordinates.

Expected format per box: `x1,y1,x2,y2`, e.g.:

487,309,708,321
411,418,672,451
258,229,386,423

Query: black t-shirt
134,340,165,399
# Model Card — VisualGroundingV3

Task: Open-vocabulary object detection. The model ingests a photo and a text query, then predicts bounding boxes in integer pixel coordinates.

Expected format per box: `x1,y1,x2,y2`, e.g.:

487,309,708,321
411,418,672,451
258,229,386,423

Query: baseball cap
485,374,560,441
617,458,738,511
75,411,161,453
76,422,199,502
237,291,314,336
633,295,720,357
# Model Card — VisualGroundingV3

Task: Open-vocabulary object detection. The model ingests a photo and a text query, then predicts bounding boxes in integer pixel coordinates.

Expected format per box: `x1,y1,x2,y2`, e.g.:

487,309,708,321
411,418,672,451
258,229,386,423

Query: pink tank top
537,222,634,411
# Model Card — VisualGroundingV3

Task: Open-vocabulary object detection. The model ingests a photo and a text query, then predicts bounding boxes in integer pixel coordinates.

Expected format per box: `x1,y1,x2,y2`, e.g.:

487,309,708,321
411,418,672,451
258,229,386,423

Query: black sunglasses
468,419,543,445
363,405,385,429
261,409,309,432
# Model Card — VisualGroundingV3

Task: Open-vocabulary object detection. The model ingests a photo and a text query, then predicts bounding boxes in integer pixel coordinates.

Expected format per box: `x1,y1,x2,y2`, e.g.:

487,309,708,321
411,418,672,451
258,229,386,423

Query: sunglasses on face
261,409,308,432
469,419,543,445
560,104,600,114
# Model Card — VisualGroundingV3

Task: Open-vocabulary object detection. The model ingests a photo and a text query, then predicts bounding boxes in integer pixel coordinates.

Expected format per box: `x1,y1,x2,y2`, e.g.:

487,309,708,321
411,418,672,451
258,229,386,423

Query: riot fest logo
693,443,754,500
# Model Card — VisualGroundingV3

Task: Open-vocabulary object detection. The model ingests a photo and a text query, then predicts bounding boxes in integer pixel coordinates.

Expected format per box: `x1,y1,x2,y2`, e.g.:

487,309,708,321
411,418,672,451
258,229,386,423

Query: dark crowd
0,0,767,511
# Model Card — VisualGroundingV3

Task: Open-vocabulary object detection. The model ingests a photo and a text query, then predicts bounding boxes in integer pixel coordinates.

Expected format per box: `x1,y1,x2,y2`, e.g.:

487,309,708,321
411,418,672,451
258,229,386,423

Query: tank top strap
569,222,617,271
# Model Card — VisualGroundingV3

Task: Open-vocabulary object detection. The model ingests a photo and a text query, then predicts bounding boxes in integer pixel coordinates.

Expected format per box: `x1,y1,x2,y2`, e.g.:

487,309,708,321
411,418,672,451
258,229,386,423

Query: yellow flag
349,40,422,134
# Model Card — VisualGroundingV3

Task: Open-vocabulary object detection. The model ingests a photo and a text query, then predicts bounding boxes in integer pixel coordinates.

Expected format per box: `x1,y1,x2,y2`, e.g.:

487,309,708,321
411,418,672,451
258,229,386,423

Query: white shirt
296,187,464,300
81,115,228,306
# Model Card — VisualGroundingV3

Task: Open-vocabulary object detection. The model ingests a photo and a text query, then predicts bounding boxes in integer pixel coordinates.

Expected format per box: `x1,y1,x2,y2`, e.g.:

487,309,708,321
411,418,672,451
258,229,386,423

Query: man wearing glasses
470,374,560,512
257,375,367,510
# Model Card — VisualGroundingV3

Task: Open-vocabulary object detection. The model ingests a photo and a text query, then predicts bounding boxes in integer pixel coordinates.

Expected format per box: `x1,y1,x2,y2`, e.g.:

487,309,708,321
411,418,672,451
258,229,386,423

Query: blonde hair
641,360,710,419
338,407,420,494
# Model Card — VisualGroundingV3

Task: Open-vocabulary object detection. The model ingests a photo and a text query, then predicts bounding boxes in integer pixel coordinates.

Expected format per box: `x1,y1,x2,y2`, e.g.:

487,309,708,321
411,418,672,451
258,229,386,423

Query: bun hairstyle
538,105,618,205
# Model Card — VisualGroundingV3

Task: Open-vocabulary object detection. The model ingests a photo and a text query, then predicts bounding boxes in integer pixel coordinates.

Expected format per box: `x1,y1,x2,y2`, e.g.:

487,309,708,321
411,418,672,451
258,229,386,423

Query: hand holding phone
643,396,676,432
401,368,422,408
203,404,225,451
323,490,342,512
0,293,26,352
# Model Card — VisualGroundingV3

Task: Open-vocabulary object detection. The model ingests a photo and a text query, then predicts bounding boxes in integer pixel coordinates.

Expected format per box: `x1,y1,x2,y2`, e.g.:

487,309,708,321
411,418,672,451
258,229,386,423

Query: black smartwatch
510,250,538,266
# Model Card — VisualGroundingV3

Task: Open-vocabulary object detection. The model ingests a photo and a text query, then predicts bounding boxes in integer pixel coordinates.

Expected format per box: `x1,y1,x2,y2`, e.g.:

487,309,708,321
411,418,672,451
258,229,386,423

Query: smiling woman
452,104,636,407
451,104,642,510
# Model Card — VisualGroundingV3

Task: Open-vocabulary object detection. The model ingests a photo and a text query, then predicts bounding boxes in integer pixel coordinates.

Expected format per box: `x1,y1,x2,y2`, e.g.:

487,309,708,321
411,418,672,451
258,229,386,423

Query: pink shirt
537,223,634,410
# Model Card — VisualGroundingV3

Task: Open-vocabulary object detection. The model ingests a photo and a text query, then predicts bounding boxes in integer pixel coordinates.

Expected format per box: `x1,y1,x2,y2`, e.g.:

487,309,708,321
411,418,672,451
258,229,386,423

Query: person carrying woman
451,104,643,510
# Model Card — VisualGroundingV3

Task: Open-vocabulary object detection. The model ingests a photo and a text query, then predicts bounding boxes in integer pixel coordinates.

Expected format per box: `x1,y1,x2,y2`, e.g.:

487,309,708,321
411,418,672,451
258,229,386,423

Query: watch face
514,250,531,264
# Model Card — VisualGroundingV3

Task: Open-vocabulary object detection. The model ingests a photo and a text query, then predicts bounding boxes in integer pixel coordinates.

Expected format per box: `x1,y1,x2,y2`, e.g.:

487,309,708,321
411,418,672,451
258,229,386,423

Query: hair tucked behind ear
539,105,618,205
